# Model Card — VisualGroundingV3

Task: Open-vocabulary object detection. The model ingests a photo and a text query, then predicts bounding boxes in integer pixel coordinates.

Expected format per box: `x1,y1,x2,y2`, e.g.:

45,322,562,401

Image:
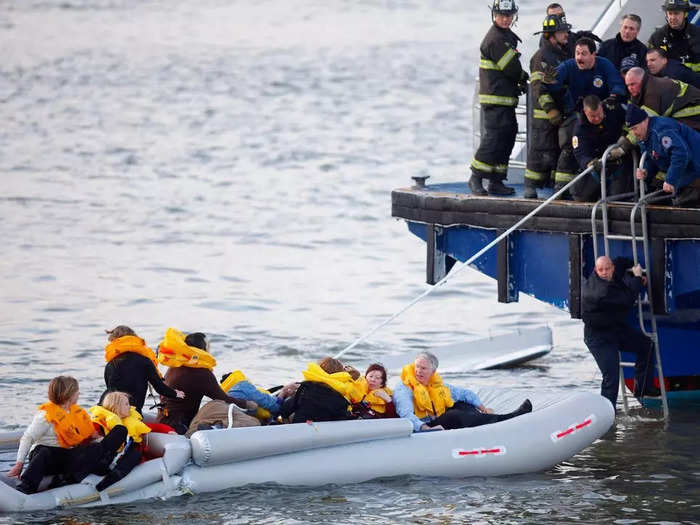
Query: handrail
335,165,595,359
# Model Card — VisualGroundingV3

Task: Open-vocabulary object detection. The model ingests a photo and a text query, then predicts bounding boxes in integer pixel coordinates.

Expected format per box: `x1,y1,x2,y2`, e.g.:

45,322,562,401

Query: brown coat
185,400,259,437
633,74,700,130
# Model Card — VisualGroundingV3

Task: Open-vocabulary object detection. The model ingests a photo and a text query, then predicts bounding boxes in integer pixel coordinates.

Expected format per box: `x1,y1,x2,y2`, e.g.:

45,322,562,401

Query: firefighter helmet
662,0,691,12
539,14,572,34
492,0,518,16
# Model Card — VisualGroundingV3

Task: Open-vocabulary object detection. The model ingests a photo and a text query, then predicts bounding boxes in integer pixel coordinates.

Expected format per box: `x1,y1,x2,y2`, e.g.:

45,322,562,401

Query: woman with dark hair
157,330,253,434
101,325,184,413
353,363,396,419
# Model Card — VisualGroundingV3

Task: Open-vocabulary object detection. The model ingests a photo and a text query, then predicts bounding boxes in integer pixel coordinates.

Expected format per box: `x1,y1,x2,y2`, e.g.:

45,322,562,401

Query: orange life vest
157,328,217,370
105,335,162,378
400,363,454,419
39,402,95,448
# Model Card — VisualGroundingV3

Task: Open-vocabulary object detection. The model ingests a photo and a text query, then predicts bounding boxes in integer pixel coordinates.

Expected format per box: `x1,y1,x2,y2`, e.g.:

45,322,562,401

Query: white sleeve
16,411,52,463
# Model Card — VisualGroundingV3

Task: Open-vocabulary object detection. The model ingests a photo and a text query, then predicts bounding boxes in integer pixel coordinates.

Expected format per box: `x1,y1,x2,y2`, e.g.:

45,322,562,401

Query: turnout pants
471,105,517,182
554,115,578,189
525,118,559,188
584,325,655,407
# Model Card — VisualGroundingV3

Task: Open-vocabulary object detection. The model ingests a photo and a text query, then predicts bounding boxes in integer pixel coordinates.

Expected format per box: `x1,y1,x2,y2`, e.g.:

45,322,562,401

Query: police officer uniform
470,0,528,196
524,14,570,198
571,104,630,201
649,0,700,73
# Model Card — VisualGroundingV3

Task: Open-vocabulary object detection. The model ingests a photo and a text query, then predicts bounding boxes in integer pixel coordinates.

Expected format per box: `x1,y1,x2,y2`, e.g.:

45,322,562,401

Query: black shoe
96,468,127,492
15,481,36,494
552,184,570,200
468,175,488,196
487,180,516,196
523,185,538,199
517,399,533,415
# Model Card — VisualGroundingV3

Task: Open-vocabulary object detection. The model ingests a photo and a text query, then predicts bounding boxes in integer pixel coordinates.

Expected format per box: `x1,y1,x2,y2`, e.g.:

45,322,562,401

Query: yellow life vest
355,377,393,414
39,402,95,448
302,363,355,402
400,363,454,419
89,405,151,443
105,335,162,379
220,370,272,421
157,327,217,370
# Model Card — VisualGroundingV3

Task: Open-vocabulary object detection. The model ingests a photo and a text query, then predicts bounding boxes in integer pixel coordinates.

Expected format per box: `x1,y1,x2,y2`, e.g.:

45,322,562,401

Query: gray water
1,0,699,523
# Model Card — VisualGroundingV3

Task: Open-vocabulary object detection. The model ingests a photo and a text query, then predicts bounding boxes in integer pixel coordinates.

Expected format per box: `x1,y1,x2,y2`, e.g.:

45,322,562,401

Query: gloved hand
541,63,558,84
608,146,626,160
546,108,563,126
615,135,634,154
520,70,530,83
602,94,620,111
587,158,603,173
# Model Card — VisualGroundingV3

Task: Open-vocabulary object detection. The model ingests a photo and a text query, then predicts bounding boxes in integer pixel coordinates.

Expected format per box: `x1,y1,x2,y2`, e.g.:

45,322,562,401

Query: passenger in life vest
625,67,700,131
279,357,358,424
221,370,299,422
393,352,532,432
89,391,151,492
156,330,254,434
542,37,627,196
524,13,571,199
646,47,700,89
352,363,397,419
7,376,129,494
627,103,700,207
101,325,184,413
648,0,700,73
469,0,528,197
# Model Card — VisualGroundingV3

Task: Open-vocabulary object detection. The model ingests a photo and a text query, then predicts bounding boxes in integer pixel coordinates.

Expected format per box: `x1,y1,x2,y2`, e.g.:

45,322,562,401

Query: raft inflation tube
0,433,191,512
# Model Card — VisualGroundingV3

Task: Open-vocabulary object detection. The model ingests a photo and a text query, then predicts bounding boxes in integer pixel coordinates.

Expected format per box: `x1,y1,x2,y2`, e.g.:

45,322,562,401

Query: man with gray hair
393,351,532,432
625,66,700,131
598,14,647,73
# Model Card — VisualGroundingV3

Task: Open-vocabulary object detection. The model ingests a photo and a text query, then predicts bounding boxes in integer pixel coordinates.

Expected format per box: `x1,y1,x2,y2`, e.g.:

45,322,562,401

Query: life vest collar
157,327,217,370
400,363,454,419
302,363,356,401
105,335,162,379
89,405,151,443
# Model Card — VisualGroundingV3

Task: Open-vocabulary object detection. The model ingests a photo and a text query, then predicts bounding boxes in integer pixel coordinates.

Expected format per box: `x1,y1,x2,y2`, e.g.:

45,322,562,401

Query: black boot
496,399,532,422
487,179,516,196
96,468,127,492
523,182,538,199
468,175,488,196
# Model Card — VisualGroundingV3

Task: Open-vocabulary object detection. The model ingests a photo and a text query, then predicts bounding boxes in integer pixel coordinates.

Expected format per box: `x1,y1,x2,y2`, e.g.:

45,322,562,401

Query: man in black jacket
598,14,647,73
646,47,700,88
582,256,658,407
469,0,528,196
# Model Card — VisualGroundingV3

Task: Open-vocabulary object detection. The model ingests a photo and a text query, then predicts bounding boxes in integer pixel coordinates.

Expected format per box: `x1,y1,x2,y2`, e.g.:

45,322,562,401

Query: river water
1,0,698,523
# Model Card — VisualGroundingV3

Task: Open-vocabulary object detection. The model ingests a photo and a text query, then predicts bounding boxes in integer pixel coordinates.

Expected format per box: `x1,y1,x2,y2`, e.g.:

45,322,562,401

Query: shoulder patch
661,136,672,149
572,135,579,148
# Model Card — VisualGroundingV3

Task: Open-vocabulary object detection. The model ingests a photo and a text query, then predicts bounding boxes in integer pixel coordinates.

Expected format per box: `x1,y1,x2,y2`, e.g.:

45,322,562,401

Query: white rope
334,166,594,360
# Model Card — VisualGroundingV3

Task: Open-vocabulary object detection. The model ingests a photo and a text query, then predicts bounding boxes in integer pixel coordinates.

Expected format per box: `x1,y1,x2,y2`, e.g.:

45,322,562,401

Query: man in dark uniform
543,37,627,195
469,0,528,196
571,95,630,201
598,14,647,73
649,0,700,73
524,14,571,198
646,47,700,88
625,67,700,131
582,255,657,407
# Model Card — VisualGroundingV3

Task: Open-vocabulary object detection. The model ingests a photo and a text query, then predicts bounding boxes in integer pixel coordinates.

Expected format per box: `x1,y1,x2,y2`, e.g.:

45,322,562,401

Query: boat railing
590,148,670,418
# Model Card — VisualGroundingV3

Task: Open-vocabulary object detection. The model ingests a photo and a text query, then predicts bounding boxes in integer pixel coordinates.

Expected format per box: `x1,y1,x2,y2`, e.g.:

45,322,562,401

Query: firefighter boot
487,179,516,196
468,174,488,196
523,180,538,199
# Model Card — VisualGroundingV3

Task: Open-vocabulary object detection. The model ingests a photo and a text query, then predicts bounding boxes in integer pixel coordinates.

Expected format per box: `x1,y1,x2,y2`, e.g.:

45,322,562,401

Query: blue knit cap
625,104,648,127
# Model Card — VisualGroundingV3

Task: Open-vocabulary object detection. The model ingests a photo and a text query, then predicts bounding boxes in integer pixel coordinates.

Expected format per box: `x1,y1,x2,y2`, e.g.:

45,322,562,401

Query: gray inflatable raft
0,389,614,512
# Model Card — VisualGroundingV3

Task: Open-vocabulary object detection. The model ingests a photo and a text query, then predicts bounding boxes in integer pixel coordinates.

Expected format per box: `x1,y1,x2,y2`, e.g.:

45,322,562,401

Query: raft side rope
334,166,595,360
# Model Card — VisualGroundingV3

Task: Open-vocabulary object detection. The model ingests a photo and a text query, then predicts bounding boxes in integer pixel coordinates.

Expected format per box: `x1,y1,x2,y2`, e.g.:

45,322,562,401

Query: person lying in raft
394,352,532,432
7,376,129,494
352,363,397,419
279,357,360,423
156,329,255,434
220,370,299,423
89,391,151,492
101,325,184,413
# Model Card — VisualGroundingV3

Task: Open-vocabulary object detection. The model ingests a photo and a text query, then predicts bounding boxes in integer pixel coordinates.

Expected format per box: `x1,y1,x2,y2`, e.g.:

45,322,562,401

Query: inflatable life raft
0,389,614,512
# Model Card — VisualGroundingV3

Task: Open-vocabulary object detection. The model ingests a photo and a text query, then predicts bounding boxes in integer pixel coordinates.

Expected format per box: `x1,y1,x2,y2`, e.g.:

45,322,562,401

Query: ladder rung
606,234,635,241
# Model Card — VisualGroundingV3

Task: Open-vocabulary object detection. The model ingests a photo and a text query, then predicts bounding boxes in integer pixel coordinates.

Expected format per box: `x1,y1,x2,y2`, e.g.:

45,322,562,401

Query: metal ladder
590,147,670,419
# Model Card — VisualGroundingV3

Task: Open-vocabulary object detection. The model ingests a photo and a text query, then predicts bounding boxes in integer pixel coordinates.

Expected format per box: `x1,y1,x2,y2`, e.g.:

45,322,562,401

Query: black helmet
492,0,518,15
538,14,572,34
662,0,691,12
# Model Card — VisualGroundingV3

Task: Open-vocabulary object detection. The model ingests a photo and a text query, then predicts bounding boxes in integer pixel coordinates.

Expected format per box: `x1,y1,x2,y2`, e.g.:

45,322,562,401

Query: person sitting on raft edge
393,351,532,432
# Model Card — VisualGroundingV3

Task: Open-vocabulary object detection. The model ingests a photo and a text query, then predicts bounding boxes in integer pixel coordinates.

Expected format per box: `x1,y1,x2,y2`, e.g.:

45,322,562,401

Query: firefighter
543,3,601,58
648,0,700,73
571,95,631,202
469,0,528,196
524,14,571,198
625,67,700,131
